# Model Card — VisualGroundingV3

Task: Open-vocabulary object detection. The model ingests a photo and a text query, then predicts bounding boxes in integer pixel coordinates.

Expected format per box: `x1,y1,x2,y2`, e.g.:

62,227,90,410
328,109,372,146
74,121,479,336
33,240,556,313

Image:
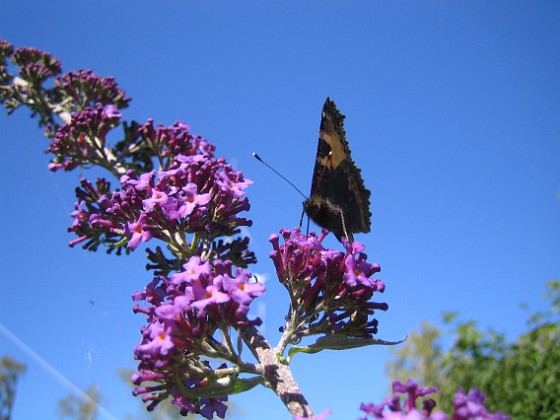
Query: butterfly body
304,98,371,242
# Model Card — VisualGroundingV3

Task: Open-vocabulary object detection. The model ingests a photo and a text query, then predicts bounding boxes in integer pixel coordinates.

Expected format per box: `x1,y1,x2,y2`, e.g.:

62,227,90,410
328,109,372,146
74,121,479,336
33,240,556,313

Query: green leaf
288,335,406,360
175,376,263,399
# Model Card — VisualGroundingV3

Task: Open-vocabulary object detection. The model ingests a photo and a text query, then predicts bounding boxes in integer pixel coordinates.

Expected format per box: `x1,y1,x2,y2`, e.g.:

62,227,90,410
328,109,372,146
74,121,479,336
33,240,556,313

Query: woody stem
240,325,313,417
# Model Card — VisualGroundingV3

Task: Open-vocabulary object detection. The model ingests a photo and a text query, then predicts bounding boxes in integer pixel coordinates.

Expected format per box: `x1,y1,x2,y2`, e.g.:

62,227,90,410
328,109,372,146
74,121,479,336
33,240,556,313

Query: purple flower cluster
0,40,129,133
0,39,13,65
137,119,217,170
270,228,387,338
55,69,130,111
359,379,509,420
11,46,62,82
0,40,14,90
47,104,122,172
359,380,439,419
68,123,253,258
0,41,63,126
131,256,265,417
452,389,509,420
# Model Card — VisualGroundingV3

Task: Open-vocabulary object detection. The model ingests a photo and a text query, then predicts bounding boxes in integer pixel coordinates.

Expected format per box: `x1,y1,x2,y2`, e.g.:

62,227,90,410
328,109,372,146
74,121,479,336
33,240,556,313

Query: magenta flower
176,182,211,218
137,120,215,170
47,104,122,172
222,269,266,306
170,256,212,284
131,255,264,417
55,69,130,111
125,214,153,250
452,389,509,420
191,278,231,315
392,380,438,413
270,228,387,338
11,46,62,82
135,320,176,357
359,380,438,419
120,170,154,192
359,379,509,420
142,188,173,212
67,125,254,267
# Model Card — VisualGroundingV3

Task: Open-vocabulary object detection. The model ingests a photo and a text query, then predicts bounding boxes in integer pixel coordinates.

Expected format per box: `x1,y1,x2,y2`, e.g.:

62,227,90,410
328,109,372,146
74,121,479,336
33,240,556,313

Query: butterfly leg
337,207,353,243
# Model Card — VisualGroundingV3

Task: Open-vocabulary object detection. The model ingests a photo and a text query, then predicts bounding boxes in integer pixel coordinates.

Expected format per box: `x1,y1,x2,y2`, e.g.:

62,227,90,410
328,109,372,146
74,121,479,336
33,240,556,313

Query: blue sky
1,1,559,419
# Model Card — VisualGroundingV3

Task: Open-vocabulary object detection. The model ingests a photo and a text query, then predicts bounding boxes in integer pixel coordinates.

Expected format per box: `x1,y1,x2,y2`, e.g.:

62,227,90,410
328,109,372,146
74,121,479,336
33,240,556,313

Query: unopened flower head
0,39,14,67
55,69,130,111
47,104,122,172
11,46,62,82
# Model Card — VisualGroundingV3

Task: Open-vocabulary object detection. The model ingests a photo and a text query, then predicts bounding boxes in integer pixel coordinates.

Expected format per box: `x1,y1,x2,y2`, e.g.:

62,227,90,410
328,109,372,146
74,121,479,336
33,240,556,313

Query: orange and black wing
304,97,371,241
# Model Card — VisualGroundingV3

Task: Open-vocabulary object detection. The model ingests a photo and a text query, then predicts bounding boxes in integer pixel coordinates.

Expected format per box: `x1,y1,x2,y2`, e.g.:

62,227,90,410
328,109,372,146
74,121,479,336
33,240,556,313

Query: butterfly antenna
252,152,308,200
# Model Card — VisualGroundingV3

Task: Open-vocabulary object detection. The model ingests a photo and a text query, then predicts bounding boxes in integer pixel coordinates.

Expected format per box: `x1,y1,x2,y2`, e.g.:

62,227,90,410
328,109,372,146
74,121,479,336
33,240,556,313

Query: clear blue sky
1,2,559,419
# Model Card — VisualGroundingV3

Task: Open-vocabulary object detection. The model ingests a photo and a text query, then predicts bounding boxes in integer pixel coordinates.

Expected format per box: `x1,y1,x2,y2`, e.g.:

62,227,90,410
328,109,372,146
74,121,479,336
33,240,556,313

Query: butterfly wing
304,98,371,240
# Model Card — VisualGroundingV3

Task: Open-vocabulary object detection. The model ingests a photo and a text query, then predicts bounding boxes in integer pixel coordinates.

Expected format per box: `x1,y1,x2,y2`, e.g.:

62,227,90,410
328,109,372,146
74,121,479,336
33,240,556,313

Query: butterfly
303,98,371,243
